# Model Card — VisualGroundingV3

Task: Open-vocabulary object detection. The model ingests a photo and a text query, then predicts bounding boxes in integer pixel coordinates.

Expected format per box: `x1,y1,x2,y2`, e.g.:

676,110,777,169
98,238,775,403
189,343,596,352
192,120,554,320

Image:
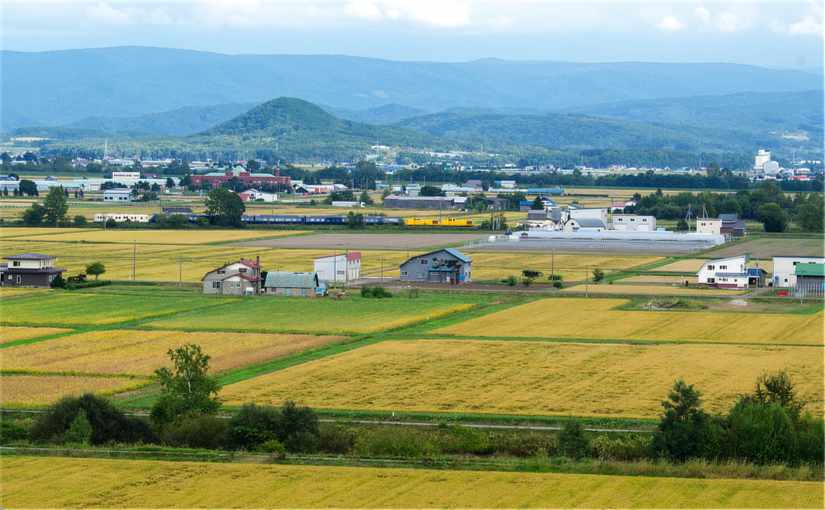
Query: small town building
330,201,364,208
314,252,361,283
569,207,608,225
264,272,325,297
238,189,278,203
192,168,290,189
383,195,459,210
773,256,825,288
202,259,261,296
103,189,132,202
794,263,825,297
94,213,151,223
563,217,606,232
399,248,471,284
0,253,65,287
611,214,656,232
696,218,722,235
720,214,747,237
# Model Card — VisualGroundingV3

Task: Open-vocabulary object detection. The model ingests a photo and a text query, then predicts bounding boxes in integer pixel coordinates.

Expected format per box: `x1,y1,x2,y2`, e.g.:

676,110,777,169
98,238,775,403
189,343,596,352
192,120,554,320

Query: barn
399,248,471,284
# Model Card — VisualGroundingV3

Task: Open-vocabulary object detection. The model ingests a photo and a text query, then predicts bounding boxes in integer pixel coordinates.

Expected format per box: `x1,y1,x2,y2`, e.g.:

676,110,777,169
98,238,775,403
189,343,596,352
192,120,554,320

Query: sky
2,0,823,69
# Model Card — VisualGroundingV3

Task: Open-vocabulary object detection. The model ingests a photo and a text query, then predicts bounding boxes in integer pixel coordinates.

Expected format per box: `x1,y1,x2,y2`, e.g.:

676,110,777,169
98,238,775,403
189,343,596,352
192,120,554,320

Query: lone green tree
205,187,245,227
85,261,106,280
652,379,712,461
757,203,787,233
22,203,46,225
18,179,38,196
43,186,69,225
531,196,545,210
151,344,221,427
592,268,605,282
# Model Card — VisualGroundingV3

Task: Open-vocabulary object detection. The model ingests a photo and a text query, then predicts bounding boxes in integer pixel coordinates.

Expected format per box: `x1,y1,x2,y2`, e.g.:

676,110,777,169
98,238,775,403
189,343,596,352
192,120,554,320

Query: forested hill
2,46,821,129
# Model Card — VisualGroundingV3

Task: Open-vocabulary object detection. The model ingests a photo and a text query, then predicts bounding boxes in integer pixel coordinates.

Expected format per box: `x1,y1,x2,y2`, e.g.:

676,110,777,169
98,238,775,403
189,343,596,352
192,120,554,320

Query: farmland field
1,330,346,376
704,236,825,258
463,251,661,282
437,297,824,344
0,374,149,407
146,294,480,334
0,290,229,325
220,339,823,418
3,456,822,509
0,326,71,344
0,227,95,238
560,283,748,297
7,228,304,244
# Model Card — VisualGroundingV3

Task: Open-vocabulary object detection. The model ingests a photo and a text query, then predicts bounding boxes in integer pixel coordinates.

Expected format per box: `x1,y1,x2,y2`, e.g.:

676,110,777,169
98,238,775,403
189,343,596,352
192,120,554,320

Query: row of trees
628,182,824,232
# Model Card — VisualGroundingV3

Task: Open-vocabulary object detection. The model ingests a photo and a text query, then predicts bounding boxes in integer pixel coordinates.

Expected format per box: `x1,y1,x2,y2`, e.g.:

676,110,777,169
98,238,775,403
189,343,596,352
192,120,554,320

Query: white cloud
343,0,471,27
85,2,131,25
694,6,711,25
788,15,823,36
715,11,746,33
656,15,684,32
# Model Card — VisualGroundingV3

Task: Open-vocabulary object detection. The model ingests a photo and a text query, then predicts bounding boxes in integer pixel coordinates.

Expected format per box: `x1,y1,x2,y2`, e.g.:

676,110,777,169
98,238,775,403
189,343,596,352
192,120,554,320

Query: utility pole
551,249,555,279
380,256,384,282
131,241,136,281
178,257,182,287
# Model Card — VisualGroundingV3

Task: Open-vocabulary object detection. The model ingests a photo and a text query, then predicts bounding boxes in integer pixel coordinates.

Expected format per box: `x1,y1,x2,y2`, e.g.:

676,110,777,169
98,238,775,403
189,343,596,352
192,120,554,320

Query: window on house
401,271,408,276
239,268,247,273
12,261,20,267
720,265,727,270
707,265,714,270
212,281,221,289
420,259,428,264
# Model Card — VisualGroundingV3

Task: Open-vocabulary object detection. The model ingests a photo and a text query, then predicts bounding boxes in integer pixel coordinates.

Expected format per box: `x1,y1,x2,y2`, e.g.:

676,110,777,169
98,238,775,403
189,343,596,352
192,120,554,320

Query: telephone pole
131,241,136,281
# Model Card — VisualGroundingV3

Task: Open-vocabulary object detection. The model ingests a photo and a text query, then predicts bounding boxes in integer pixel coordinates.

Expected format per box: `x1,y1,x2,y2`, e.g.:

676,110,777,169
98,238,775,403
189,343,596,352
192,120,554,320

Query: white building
772,256,825,288
563,217,606,232
611,214,656,232
103,189,132,202
314,252,361,283
110,171,142,186
569,207,608,225
238,189,278,202
754,149,771,171
697,255,748,288
696,218,722,235
94,213,150,223
330,201,364,208
405,183,421,196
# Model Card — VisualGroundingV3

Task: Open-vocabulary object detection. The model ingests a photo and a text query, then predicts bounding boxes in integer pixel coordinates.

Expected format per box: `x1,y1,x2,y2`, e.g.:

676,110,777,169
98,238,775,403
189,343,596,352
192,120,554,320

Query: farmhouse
399,248,471,284
264,272,325,297
202,259,261,296
794,263,825,297
696,255,766,288
696,218,722,235
314,252,361,283
720,213,747,237
772,256,825,288
0,253,65,287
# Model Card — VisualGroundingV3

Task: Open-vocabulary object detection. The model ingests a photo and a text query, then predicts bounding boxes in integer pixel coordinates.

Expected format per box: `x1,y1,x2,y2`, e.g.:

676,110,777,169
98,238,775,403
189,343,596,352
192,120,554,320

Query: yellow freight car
404,217,475,227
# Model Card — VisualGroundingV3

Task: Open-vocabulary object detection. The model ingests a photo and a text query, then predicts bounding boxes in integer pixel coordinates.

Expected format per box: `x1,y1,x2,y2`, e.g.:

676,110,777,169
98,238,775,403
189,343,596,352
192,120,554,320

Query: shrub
361,286,393,298
63,412,92,445
590,434,652,461
261,438,287,458
73,215,87,226
489,432,556,457
50,275,66,289
0,419,29,444
227,404,281,450
280,401,320,452
725,402,797,464
163,413,228,449
436,426,492,455
319,425,357,454
354,427,437,458
547,274,563,281
558,421,590,459
503,275,518,286
552,280,563,289
592,268,605,282
30,394,155,445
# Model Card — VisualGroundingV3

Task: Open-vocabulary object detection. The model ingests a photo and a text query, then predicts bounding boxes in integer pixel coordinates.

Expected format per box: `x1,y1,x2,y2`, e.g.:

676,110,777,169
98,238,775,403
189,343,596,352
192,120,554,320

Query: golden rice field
221,339,823,418
4,456,821,509
8,228,304,244
1,329,345,376
656,258,773,273
0,226,94,238
0,326,72,344
560,283,747,297
0,375,149,407
463,251,661,282
438,298,824,344
619,274,695,284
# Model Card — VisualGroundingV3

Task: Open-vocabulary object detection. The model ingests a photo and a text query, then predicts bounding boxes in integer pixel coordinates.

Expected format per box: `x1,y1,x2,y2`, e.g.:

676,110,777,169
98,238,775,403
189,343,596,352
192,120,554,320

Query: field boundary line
417,333,825,348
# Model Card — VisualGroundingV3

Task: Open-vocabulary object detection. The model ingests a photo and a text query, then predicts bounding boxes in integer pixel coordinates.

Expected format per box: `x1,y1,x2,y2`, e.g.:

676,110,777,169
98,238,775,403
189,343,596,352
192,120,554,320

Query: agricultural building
563,217,606,232
103,189,132,202
720,214,747,237
794,263,825,297
202,259,261,296
314,252,361,283
399,248,472,284
264,272,325,297
383,195,459,210
238,189,278,202
696,218,722,235
191,168,290,189
0,253,65,287
772,256,825,288
611,214,656,232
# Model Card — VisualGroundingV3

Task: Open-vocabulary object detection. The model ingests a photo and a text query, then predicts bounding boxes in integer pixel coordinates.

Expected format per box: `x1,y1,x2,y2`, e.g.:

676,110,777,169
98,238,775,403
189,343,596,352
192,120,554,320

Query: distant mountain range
2,46,822,130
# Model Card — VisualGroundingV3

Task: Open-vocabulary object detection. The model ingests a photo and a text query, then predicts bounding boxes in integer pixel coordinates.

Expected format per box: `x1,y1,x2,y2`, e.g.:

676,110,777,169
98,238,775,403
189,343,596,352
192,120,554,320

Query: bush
354,427,437,458
50,275,66,289
319,425,357,454
552,280,563,289
63,412,92,445
591,434,652,461
592,268,605,282
547,274,563,281
30,394,155,445
0,419,29,444
261,438,287,459
163,413,228,449
227,404,282,450
558,421,590,459
73,215,87,226
436,426,492,455
503,275,518,286
489,432,556,457
361,286,393,298
725,402,797,464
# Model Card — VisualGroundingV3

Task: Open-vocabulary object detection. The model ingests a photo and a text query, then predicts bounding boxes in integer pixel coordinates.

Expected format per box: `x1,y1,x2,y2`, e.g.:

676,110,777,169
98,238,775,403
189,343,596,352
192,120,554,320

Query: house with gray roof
399,248,471,284
264,271,325,297
201,259,261,296
0,253,65,287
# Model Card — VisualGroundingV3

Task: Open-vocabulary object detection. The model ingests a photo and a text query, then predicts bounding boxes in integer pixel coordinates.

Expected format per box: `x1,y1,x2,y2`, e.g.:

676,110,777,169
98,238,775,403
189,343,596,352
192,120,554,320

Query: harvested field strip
0,227,95,239
1,330,347,376
3,456,822,508
0,374,151,407
7,229,304,244
0,291,231,326
560,284,747,297
220,340,823,419
0,326,72,344
437,298,824,344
